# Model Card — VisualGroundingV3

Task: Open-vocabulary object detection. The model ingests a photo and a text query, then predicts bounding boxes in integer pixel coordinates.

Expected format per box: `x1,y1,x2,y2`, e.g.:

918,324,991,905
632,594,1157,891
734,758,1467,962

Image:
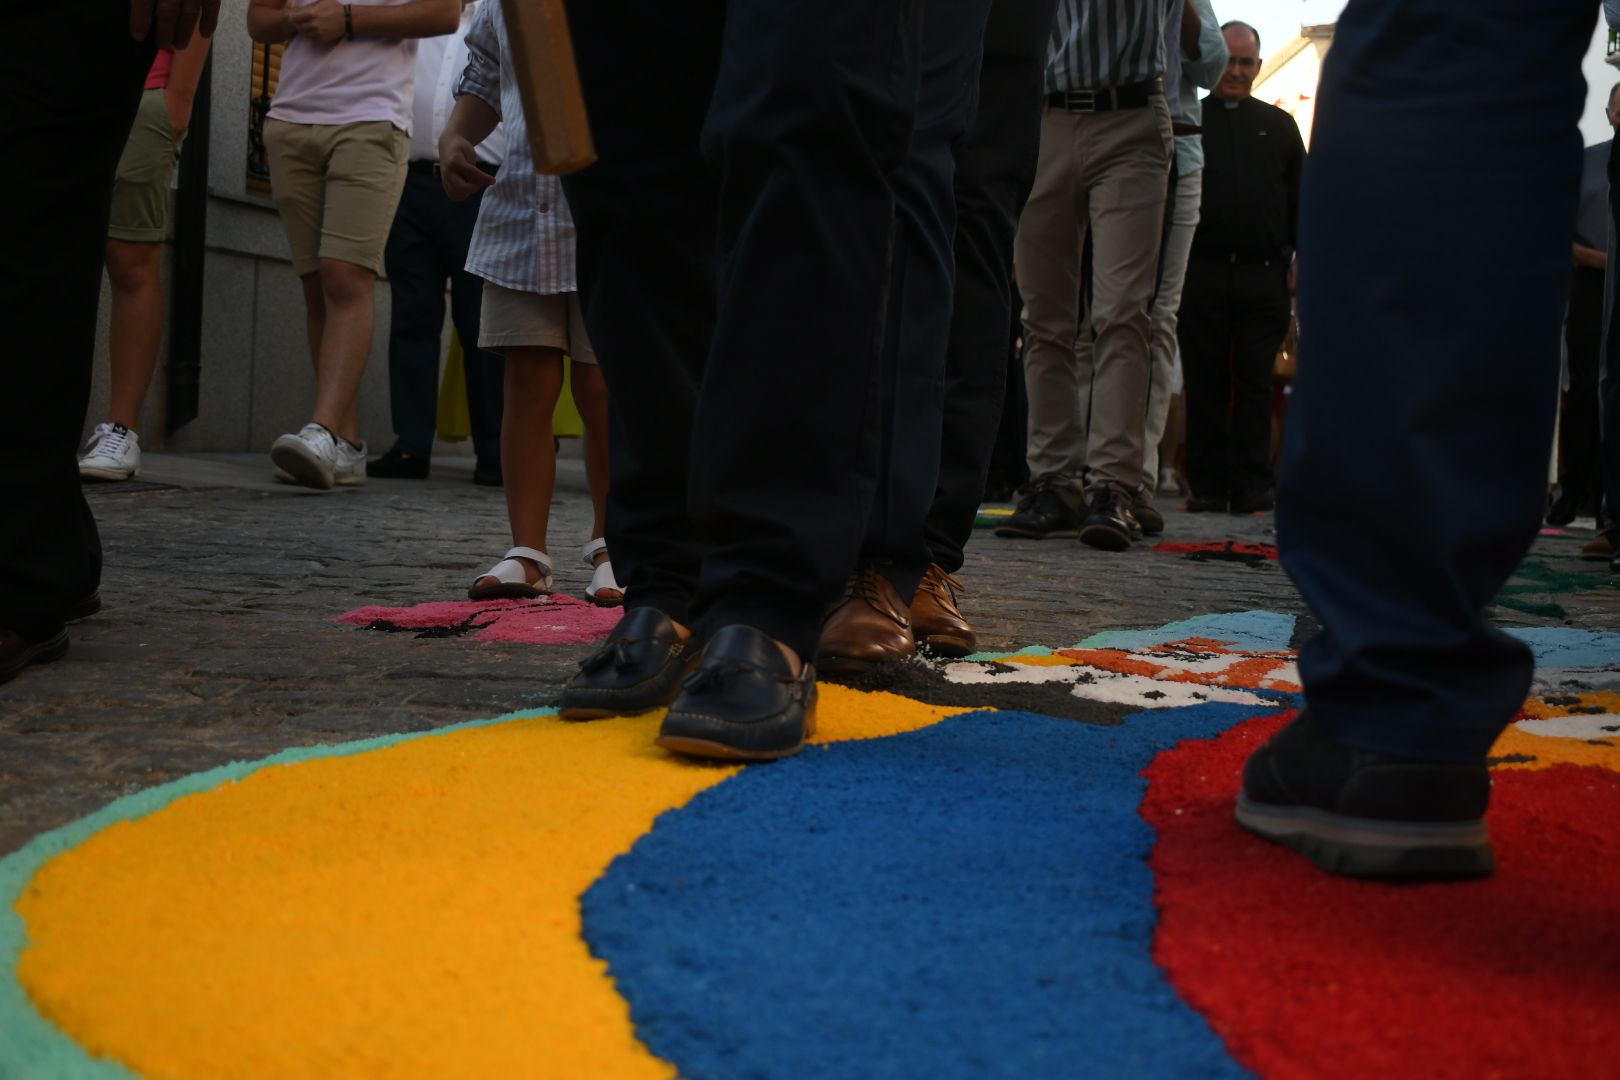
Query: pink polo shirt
267,0,418,135
145,48,174,90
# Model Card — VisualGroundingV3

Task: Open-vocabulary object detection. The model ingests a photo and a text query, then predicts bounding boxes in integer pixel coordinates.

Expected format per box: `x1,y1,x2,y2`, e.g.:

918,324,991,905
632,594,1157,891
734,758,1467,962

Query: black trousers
562,0,926,660
0,0,154,639
1278,0,1593,761
1560,265,1603,512
921,0,1057,575
383,169,503,461
1177,254,1291,503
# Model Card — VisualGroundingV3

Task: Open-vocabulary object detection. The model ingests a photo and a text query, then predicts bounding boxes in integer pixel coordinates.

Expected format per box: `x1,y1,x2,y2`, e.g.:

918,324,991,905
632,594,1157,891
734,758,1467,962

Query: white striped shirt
1046,0,1171,93
456,0,576,295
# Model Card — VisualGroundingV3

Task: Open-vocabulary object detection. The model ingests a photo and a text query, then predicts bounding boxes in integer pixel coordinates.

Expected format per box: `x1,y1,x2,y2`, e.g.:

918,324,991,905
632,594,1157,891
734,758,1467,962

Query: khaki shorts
108,89,184,243
478,283,597,363
264,118,408,276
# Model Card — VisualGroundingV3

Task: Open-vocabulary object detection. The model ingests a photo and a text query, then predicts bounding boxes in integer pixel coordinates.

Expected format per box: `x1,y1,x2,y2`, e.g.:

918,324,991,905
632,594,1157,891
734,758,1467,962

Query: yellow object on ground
436,335,587,442
15,687,964,1080
554,358,585,439
435,330,471,443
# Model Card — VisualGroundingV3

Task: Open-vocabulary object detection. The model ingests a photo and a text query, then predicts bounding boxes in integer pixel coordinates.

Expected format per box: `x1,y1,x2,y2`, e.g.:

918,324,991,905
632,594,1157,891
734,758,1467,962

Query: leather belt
1193,249,1286,267
1046,79,1163,113
407,159,499,177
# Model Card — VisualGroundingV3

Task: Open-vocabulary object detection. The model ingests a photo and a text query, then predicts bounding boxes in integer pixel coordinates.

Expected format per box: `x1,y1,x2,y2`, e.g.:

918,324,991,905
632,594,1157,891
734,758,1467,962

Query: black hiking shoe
1235,710,1495,881
993,479,1081,539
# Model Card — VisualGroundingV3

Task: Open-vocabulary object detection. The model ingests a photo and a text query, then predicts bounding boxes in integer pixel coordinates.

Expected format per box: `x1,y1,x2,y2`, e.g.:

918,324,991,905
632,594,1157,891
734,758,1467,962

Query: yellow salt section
16,686,965,1079
1517,690,1620,723
1002,654,1082,667
1492,691,1620,772
1492,729,1620,772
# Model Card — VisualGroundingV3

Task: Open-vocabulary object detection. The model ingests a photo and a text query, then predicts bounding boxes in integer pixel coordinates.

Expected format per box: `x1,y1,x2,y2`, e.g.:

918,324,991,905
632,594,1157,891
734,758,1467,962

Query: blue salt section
1078,611,1296,653
1507,627,1620,670
585,706,1268,1079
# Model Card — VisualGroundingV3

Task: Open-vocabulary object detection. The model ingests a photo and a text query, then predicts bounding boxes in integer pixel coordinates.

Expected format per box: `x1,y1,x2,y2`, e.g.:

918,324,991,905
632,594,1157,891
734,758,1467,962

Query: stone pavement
2,453,1614,855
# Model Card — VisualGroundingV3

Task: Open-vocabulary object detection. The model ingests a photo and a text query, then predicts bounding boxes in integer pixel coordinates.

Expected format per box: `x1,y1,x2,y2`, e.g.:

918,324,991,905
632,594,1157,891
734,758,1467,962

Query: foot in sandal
468,546,554,600
582,538,623,607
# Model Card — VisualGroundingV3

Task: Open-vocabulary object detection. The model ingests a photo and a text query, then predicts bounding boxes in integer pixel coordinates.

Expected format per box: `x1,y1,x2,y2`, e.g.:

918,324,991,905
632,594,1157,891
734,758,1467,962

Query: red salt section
1146,712,1620,1079
1152,541,1280,560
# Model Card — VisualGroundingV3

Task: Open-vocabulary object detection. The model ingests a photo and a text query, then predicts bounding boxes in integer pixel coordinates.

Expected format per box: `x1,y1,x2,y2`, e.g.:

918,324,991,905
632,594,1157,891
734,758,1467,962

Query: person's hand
439,134,496,202
165,90,194,139
290,0,348,43
131,0,221,49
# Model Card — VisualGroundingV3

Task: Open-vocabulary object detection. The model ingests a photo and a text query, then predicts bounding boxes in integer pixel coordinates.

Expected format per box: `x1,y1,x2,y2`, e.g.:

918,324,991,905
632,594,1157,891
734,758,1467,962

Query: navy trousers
0,0,153,638
1560,266,1604,515
921,0,1056,575
562,0,925,660
860,0,995,599
1603,139,1620,529
383,170,503,462
1277,0,1594,762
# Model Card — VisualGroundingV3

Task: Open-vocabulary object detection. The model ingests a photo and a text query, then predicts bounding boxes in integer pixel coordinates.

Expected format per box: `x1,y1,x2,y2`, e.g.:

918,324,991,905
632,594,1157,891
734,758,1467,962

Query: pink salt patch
335,596,619,646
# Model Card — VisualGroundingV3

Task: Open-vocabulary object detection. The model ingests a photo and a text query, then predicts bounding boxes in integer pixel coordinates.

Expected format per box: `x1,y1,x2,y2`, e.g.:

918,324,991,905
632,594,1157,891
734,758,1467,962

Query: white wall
1582,25,1618,147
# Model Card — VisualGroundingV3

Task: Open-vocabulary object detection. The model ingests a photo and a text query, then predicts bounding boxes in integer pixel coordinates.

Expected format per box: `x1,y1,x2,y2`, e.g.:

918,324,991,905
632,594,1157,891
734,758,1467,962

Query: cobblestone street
2,453,1615,855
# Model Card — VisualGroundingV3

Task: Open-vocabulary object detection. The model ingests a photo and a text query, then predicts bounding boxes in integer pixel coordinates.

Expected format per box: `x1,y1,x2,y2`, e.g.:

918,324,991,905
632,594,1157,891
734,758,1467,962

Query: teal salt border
966,616,1620,671
963,611,1298,662
0,708,555,1079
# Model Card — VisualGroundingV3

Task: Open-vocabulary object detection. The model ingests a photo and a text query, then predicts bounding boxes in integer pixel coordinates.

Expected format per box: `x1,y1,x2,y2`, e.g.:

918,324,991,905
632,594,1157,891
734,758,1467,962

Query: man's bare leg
309,257,374,444
104,239,164,431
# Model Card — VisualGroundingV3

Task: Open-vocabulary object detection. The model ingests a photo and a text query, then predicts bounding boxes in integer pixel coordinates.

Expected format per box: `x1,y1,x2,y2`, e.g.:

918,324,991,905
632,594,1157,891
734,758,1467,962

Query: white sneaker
332,434,367,486
270,422,366,490
79,422,141,480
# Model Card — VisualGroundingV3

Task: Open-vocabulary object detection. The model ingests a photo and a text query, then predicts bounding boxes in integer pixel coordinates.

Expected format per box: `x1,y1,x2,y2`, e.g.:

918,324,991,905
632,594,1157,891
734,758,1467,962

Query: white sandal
582,537,623,607
468,546,553,600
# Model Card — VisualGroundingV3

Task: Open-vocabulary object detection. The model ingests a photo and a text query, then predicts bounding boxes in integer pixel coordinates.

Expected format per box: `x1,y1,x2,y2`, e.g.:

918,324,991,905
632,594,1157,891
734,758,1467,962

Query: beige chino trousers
1014,97,1173,504
1073,167,1203,504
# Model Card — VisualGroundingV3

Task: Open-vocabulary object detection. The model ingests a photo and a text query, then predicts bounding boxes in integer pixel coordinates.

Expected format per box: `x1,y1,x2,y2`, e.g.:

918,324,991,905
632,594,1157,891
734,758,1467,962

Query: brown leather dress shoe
1,625,69,685
815,566,916,675
910,565,975,658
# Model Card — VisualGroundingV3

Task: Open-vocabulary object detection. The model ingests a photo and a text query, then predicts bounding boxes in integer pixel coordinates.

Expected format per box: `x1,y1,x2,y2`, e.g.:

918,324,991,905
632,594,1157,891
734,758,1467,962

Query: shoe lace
88,423,131,458
920,566,965,602
1016,476,1072,513
842,565,907,623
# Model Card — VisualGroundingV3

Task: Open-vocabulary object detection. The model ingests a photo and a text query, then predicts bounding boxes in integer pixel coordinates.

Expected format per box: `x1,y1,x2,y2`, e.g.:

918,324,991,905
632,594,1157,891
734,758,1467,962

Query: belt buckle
1064,89,1098,113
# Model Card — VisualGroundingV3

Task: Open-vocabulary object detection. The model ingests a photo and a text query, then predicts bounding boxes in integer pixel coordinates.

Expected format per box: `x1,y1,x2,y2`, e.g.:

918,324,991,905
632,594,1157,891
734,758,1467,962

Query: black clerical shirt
1194,95,1305,260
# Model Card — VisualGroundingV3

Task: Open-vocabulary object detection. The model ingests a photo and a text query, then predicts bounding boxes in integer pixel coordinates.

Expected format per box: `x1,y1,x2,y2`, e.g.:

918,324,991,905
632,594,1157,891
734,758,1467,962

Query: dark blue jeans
563,0,927,660
1276,0,1595,762
383,170,503,461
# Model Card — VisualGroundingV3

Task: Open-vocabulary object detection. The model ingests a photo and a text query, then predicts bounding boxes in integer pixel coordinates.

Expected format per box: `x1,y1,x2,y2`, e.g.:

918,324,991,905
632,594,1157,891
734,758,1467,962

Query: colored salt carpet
4,614,1619,1078
336,595,621,645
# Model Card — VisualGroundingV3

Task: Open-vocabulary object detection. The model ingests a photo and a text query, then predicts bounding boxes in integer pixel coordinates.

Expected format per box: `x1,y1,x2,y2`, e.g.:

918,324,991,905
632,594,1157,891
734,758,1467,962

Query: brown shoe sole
816,650,915,677
993,525,1078,539
918,634,975,658
656,704,818,762
1079,521,1132,552
654,735,806,761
